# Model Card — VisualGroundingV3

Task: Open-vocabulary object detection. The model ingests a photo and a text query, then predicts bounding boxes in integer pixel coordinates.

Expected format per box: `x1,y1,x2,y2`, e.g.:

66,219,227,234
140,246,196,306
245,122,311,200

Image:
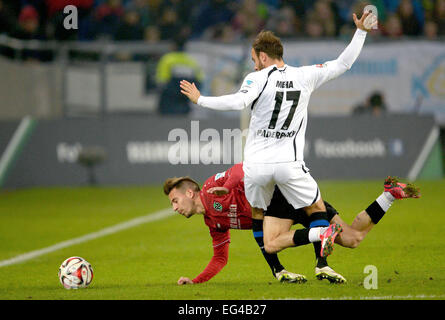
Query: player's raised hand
180,80,201,104
353,11,378,32
177,276,194,285
207,187,230,196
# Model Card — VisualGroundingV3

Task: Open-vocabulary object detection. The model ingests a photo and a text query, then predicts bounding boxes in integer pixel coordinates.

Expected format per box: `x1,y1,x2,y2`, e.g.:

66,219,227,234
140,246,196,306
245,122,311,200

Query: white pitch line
0,116,34,185
407,125,440,181
0,208,174,268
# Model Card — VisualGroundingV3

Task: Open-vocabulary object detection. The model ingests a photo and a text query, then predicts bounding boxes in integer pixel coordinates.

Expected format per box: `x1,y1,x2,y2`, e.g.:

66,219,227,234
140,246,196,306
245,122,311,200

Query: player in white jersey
180,12,378,258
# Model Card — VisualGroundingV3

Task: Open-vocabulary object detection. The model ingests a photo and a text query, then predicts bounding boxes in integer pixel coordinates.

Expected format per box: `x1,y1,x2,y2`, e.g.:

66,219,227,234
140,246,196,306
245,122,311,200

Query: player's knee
348,240,359,249
263,241,279,254
264,244,278,254
348,232,365,249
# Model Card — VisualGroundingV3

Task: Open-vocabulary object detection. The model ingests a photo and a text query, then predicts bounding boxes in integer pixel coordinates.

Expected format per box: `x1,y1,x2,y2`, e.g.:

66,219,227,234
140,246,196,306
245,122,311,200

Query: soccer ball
58,256,93,289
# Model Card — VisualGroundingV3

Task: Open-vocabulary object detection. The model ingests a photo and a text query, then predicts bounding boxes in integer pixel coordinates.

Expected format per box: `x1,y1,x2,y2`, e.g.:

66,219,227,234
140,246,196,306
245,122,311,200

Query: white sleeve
197,73,262,111
197,92,248,111
306,28,367,91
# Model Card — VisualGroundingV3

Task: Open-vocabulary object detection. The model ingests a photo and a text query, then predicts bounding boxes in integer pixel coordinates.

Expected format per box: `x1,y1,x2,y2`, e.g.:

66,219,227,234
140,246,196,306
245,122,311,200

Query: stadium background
0,0,444,301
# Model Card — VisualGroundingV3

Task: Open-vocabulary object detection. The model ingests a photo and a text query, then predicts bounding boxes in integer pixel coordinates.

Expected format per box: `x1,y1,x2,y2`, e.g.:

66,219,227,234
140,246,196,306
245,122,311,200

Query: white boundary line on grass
407,125,440,181
0,208,174,268
0,116,34,186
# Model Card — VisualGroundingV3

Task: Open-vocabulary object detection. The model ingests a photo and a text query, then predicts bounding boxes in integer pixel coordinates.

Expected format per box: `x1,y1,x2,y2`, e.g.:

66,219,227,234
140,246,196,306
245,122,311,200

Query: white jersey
241,63,325,163
197,29,368,164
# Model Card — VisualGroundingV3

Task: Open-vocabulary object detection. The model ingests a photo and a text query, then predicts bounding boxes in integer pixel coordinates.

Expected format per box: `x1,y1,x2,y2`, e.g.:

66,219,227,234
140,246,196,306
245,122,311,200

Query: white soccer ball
363,13,378,30
58,256,93,290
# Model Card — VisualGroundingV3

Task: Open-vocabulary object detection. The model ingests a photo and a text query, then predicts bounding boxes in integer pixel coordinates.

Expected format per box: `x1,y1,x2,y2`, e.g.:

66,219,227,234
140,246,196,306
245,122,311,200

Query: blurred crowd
0,0,444,43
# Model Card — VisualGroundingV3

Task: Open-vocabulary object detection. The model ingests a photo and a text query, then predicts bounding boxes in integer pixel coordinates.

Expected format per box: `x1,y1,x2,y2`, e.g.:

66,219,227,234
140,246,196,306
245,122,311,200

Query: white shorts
244,161,321,211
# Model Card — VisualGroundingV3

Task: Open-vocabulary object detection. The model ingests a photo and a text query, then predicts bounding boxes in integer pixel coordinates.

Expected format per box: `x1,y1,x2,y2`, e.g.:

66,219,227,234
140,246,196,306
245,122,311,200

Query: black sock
313,242,328,268
292,228,310,246
307,212,329,268
293,228,328,267
366,201,386,224
252,219,284,275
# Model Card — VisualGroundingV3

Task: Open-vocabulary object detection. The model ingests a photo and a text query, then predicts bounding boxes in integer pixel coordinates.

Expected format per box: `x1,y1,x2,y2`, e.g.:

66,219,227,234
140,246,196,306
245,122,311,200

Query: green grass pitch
0,179,444,300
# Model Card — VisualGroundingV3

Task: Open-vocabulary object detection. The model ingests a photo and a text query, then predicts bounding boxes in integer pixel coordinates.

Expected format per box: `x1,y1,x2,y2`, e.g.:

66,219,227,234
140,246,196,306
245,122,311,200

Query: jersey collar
275,64,287,71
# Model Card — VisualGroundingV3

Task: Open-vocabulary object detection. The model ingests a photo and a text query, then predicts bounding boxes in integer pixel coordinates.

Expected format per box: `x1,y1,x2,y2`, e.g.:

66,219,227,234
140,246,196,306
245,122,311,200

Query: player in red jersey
164,164,420,284
164,163,311,284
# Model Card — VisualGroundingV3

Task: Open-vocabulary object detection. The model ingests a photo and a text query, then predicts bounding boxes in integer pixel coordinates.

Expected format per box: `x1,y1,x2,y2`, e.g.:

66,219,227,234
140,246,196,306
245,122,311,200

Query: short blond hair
163,176,200,195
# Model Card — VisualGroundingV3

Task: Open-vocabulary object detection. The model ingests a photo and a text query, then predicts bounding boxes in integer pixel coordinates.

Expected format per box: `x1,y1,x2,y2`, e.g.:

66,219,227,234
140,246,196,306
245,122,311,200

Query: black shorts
264,186,339,228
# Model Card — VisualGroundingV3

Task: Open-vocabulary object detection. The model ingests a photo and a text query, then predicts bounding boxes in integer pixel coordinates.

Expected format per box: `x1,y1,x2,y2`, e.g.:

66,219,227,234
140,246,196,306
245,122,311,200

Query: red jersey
200,163,252,232
193,163,252,283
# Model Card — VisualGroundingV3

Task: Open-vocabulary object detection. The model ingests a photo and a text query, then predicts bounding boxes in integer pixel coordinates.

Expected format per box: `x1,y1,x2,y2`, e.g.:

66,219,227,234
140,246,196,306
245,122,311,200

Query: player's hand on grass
177,277,194,285
353,11,378,32
207,187,230,196
180,80,200,104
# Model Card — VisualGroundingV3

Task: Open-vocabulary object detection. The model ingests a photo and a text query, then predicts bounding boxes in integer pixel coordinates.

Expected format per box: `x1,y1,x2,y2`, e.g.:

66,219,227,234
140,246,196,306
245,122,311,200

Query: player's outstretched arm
177,277,194,285
335,11,377,70
353,11,378,32
180,80,201,104
184,231,230,285
180,79,255,111
308,12,377,91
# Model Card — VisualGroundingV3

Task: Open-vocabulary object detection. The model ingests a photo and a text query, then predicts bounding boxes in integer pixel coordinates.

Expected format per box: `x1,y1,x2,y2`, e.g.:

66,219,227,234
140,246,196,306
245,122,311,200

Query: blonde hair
163,176,200,195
